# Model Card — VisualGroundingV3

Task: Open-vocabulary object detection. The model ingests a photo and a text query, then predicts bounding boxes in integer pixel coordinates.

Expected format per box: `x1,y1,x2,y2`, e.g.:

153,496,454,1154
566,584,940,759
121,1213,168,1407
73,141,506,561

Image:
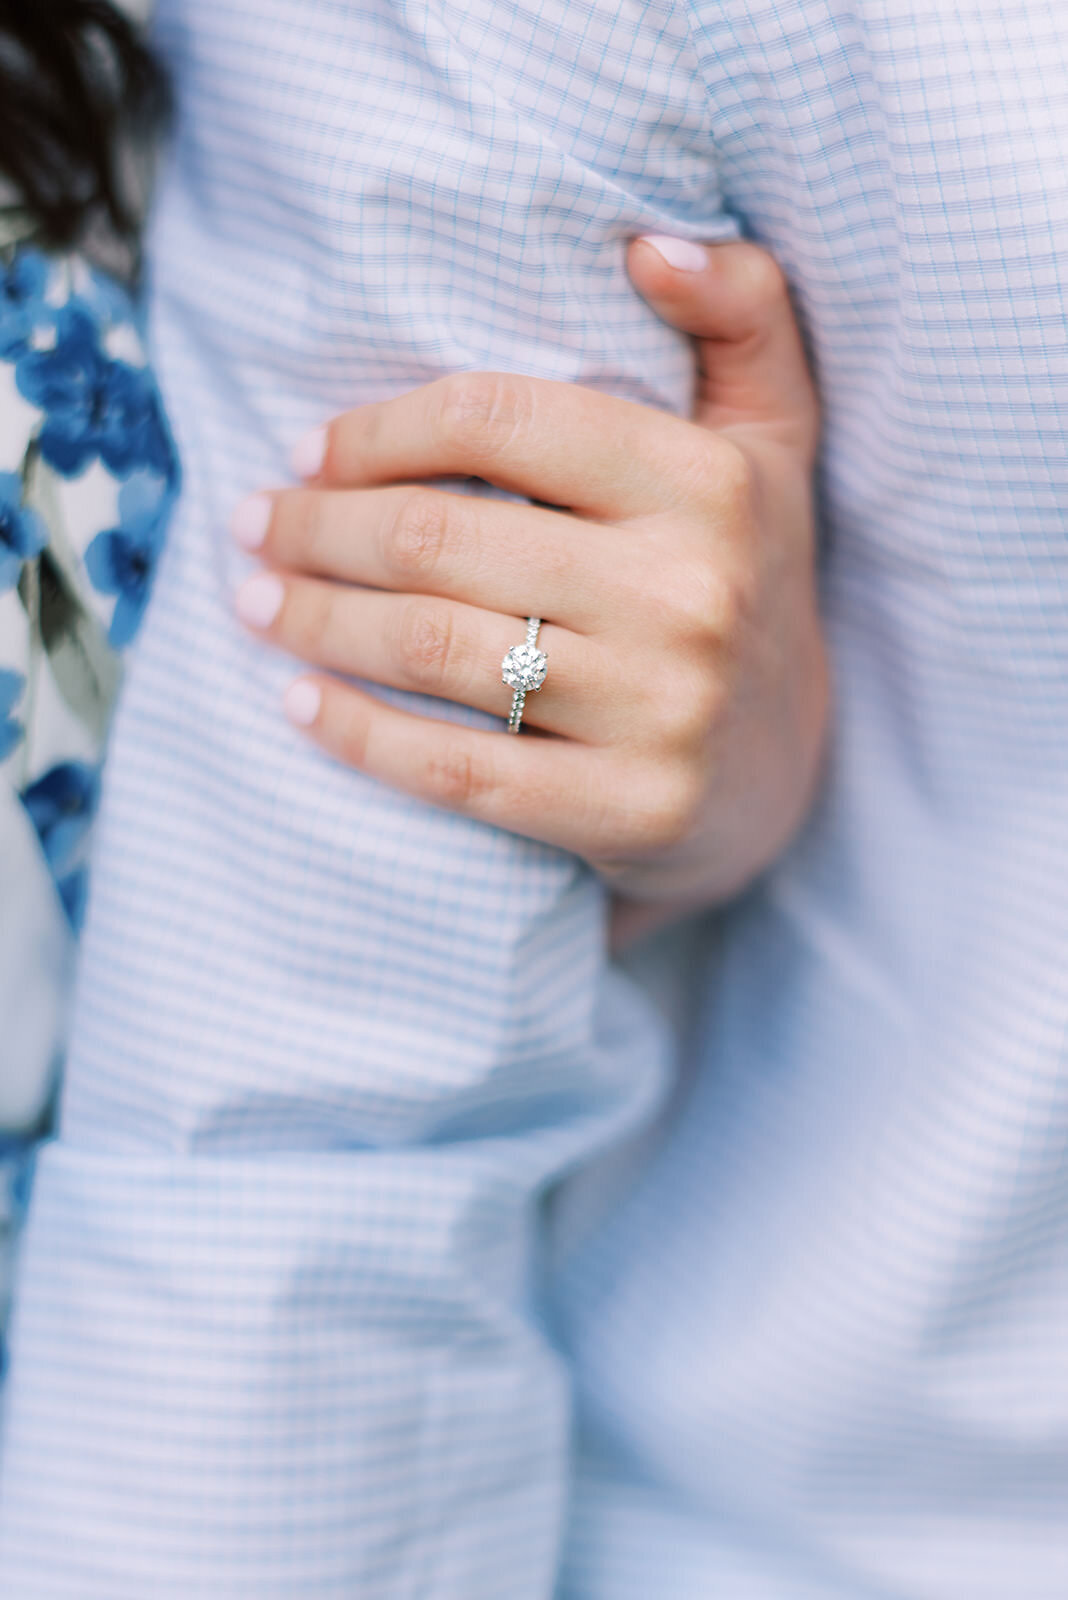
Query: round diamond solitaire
502,617,547,733
501,641,548,693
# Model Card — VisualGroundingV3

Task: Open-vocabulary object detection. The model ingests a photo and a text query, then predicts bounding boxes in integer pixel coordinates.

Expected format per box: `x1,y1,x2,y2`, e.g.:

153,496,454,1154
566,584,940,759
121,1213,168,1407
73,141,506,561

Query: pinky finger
283,675,613,854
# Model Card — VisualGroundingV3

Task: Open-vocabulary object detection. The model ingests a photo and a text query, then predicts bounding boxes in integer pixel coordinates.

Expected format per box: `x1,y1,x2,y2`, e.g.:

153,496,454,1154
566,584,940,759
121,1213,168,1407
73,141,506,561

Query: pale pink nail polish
284,679,322,727
637,234,708,272
235,572,284,629
231,493,272,550
291,425,327,479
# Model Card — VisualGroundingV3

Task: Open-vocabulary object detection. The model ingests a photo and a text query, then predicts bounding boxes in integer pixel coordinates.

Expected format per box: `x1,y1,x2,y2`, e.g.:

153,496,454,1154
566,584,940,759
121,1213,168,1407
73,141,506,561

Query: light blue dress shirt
1,2,1066,1595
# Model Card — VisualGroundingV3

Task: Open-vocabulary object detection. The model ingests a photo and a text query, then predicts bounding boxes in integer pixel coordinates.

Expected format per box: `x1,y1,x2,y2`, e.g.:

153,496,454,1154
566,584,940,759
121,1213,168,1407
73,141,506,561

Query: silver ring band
501,617,547,733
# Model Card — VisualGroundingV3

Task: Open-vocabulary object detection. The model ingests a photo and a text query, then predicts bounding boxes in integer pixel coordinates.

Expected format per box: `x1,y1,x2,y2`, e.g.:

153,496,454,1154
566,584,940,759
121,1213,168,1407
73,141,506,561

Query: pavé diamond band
501,617,547,733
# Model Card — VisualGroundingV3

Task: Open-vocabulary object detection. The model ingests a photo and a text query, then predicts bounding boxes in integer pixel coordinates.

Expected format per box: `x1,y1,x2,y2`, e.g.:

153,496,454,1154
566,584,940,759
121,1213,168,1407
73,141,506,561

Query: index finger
293,372,717,520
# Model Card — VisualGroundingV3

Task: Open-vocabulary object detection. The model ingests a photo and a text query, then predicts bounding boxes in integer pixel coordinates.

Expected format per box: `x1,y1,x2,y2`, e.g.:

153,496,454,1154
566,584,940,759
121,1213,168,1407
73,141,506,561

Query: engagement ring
501,618,547,733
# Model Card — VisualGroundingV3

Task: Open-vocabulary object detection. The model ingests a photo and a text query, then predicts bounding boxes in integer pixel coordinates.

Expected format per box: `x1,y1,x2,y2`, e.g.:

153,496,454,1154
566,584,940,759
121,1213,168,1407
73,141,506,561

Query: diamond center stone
502,642,548,692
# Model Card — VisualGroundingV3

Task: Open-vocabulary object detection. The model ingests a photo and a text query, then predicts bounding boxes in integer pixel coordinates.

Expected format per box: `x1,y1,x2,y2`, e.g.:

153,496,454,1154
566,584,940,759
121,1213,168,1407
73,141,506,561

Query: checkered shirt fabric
1,2,1066,1596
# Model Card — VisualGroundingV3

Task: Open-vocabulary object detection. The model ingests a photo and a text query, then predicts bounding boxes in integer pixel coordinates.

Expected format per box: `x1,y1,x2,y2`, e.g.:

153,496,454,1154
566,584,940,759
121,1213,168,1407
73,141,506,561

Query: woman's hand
232,238,828,913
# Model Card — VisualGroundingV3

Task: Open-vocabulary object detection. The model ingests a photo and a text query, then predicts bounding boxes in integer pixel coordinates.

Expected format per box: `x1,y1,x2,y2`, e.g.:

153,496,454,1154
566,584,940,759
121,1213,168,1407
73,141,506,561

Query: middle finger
233,485,644,634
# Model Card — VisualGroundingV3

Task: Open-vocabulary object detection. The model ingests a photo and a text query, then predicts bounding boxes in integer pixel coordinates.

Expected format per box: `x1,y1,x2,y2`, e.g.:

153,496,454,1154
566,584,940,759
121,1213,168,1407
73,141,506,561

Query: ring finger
234,571,628,742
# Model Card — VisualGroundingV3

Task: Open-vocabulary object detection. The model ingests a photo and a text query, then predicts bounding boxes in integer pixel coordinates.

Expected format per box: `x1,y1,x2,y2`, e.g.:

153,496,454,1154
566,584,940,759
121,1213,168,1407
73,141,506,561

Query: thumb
627,236,819,463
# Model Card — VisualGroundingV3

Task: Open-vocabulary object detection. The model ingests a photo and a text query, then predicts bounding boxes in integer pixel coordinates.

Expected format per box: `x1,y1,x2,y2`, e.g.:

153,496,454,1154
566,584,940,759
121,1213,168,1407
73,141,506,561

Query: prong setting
501,618,546,732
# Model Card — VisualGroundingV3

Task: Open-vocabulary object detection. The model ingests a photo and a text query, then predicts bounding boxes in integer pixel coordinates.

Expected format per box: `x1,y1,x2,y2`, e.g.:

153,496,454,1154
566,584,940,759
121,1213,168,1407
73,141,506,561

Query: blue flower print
0,669,24,761
15,300,174,481
20,758,100,870
0,470,47,591
0,249,49,359
57,866,90,933
85,471,172,647
20,760,100,930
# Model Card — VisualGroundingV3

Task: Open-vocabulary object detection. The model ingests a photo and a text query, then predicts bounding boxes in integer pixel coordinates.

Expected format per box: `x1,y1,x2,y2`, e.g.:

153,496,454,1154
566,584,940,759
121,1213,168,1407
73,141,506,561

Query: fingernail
284,679,322,727
291,425,327,479
235,572,284,629
231,493,272,551
637,235,708,273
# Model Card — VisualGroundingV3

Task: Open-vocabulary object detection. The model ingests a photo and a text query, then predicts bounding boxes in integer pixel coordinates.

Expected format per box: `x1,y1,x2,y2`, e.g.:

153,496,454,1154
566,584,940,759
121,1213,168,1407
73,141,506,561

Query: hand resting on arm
233,239,828,925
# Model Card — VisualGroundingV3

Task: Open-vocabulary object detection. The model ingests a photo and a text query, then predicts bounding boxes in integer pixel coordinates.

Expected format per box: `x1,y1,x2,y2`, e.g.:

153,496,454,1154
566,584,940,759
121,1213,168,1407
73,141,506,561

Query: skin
233,239,828,935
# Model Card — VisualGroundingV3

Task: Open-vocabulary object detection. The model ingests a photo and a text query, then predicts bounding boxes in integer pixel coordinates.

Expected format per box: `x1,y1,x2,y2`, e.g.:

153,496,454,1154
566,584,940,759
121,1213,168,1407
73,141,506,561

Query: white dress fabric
0,2,1066,1596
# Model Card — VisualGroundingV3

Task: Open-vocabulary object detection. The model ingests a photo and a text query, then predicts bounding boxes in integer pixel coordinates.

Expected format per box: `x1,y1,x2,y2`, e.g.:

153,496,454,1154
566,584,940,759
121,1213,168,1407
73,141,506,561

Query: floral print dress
0,234,178,1353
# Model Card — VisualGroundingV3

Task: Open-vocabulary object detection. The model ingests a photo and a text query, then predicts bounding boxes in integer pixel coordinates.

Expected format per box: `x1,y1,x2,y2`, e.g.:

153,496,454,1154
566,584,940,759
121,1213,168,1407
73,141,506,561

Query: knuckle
673,435,754,521
434,372,526,461
424,742,493,811
613,766,702,856
656,672,724,750
659,550,757,653
287,491,327,563
336,701,370,770
659,569,716,643
385,488,450,582
394,597,455,689
734,241,789,312
710,438,755,515
714,564,760,652
642,769,702,852
708,568,757,654
293,582,336,653
656,560,722,642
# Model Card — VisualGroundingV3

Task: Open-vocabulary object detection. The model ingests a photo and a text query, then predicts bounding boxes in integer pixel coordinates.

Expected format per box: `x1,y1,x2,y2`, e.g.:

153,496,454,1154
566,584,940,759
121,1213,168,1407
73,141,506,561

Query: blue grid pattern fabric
1,2,1067,1595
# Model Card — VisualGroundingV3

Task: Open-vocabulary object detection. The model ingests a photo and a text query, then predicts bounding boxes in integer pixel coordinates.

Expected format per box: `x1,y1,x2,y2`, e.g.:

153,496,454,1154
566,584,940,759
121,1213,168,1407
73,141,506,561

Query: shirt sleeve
0,0,711,1588
0,798,670,1600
